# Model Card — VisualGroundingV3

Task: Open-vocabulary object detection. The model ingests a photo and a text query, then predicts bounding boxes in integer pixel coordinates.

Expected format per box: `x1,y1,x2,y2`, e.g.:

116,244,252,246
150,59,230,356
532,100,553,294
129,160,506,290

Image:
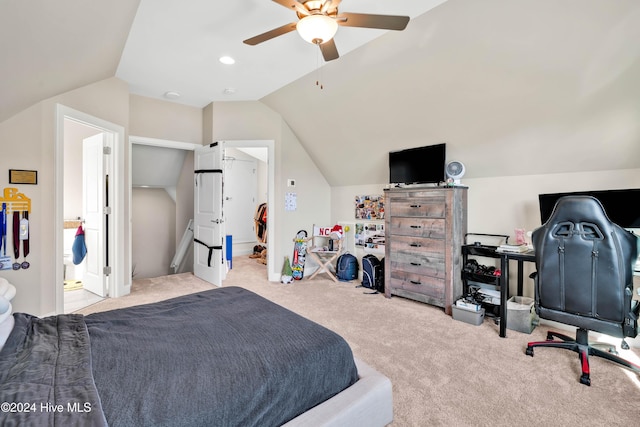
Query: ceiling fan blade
272,0,309,16
243,22,298,46
319,39,339,61
337,12,410,31
321,0,333,13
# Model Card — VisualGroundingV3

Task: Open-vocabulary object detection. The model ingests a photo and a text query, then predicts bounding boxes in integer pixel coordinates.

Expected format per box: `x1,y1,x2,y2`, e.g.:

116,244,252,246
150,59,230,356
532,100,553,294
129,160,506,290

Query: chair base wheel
525,347,534,357
580,374,591,386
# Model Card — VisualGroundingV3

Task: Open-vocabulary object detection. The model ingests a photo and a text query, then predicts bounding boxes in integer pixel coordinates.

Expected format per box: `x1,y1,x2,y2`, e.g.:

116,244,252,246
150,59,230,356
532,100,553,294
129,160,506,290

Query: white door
194,143,225,286
224,157,258,244
82,133,108,297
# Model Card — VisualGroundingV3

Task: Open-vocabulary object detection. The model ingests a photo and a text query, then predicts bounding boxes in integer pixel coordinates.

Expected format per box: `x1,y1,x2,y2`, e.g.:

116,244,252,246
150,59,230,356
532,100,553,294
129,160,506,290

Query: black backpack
336,253,359,282
361,254,384,293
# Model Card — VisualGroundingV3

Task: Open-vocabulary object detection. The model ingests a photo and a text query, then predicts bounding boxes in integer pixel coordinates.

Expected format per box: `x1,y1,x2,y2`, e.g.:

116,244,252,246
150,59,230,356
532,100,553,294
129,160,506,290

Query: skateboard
291,230,307,280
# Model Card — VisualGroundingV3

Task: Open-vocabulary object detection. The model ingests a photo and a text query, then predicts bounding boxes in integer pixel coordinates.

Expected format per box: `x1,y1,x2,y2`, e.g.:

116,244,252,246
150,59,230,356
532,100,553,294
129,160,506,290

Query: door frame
54,104,126,314
129,137,276,281
129,135,201,279
223,140,276,281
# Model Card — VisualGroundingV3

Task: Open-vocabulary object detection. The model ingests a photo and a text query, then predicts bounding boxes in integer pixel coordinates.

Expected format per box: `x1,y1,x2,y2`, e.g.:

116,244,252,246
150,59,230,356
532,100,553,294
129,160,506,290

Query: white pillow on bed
0,279,16,351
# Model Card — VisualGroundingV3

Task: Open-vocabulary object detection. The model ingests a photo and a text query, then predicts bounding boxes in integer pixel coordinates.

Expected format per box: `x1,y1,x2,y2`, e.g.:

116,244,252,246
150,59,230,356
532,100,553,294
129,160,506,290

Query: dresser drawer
389,235,445,258
388,271,445,301
389,252,445,278
389,199,445,218
388,217,445,239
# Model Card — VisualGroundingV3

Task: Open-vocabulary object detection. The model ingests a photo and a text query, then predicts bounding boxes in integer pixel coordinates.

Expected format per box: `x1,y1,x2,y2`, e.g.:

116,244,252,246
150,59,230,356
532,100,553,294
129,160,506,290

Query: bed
0,285,392,427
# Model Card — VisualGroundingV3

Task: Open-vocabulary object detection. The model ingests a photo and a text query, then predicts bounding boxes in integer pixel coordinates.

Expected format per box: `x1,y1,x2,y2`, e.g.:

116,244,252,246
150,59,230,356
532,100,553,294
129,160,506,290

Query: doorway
130,138,276,282
223,140,276,281
55,105,126,314
129,136,200,279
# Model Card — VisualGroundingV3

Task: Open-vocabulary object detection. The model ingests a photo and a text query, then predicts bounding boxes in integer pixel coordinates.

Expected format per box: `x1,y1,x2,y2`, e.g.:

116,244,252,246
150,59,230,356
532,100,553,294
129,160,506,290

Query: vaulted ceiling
2,0,639,186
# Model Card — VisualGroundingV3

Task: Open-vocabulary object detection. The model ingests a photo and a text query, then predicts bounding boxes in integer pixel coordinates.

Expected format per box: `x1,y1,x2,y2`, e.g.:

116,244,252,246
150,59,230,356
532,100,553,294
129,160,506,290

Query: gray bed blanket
84,286,358,427
0,313,108,427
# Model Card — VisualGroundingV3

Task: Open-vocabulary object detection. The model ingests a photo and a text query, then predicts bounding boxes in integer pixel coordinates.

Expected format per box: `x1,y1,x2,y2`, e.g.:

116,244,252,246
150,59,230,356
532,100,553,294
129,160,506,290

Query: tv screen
538,188,640,228
389,143,446,185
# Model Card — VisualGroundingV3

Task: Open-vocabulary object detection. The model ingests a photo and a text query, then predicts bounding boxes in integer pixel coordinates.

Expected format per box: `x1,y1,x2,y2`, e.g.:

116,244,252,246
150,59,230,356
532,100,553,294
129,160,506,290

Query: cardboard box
452,305,485,326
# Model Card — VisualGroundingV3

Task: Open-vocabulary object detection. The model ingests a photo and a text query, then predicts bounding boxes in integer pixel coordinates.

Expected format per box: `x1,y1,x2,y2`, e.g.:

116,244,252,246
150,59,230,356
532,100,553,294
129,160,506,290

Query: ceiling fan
243,0,410,61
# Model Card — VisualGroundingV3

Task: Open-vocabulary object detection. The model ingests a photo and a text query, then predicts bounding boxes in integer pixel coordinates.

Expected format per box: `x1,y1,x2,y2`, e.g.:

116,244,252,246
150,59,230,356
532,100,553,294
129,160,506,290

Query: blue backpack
336,253,359,282
361,254,384,293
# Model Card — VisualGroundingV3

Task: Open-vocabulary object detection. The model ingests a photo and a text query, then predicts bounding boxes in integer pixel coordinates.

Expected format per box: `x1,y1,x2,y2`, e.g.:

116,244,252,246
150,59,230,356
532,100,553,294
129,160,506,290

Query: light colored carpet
77,256,640,426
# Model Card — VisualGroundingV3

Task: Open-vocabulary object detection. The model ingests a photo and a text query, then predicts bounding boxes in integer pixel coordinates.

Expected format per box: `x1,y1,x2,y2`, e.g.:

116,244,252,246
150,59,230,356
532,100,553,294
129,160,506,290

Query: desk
461,245,535,337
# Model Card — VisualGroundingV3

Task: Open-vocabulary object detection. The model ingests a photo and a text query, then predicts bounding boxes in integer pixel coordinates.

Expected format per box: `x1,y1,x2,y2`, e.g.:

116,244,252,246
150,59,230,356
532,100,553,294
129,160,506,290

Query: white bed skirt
284,358,393,427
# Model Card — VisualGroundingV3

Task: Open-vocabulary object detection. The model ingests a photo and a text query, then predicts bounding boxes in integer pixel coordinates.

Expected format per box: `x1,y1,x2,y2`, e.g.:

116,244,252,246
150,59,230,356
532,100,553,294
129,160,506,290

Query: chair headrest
545,196,612,228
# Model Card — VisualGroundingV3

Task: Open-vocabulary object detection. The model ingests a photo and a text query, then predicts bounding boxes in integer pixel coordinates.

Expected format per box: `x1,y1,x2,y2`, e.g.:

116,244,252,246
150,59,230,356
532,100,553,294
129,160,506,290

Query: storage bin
452,305,485,326
507,296,537,334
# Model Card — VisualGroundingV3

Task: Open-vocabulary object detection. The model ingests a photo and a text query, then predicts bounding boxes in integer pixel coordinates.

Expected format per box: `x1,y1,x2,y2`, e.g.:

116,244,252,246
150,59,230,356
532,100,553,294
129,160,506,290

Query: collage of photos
354,223,385,253
354,194,384,220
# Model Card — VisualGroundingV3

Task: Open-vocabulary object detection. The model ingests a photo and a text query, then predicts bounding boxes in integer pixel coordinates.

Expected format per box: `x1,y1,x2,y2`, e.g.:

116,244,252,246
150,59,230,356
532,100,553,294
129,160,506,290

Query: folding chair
306,225,344,282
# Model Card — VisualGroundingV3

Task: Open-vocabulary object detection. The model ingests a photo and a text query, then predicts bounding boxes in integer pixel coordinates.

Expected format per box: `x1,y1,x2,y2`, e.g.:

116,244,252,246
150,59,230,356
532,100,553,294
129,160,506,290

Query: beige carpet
77,257,640,426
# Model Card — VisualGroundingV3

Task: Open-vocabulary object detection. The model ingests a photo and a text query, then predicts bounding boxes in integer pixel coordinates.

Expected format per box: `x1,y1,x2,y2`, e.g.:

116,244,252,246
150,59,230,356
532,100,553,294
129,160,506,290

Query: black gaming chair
526,196,640,386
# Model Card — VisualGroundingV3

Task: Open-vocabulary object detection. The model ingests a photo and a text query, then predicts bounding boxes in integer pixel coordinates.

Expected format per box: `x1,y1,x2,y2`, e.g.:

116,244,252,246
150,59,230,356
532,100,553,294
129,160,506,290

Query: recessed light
219,56,235,65
164,91,181,99
223,88,236,95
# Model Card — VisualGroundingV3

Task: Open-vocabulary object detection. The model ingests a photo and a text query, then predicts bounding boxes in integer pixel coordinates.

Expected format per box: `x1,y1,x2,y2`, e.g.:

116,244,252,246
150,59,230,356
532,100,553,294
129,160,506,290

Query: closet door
193,143,225,286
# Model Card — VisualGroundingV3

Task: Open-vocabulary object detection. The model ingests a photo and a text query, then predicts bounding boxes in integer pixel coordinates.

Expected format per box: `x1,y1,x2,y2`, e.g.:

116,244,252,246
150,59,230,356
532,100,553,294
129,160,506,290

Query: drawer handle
410,225,422,229
410,204,421,208
410,280,422,285
410,262,421,266
410,243,422,247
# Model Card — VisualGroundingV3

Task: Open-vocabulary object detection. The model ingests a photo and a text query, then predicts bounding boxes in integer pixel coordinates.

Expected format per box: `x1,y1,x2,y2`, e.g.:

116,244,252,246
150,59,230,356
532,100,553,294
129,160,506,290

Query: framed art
9,169,38,185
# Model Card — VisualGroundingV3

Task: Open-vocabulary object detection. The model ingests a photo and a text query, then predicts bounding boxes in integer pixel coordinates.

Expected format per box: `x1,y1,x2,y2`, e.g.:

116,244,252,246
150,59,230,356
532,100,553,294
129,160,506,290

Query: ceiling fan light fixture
296,14,338,44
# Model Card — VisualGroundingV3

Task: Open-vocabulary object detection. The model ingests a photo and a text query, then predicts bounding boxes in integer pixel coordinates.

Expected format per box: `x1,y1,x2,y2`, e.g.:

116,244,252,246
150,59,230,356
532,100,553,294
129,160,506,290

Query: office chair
526,196,640,386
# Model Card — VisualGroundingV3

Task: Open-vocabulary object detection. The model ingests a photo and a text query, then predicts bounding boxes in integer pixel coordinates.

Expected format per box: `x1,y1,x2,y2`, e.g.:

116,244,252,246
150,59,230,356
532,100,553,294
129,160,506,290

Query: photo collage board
354,195,385,252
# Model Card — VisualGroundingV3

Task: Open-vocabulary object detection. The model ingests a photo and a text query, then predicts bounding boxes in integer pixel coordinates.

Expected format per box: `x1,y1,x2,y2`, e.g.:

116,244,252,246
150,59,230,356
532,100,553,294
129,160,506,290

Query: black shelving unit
460,234,509,318
461,233,536,337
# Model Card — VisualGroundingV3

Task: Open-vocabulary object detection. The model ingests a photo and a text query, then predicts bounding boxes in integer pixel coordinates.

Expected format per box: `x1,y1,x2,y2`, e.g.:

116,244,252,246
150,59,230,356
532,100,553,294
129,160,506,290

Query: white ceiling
117,0,448,107
0,0,446,121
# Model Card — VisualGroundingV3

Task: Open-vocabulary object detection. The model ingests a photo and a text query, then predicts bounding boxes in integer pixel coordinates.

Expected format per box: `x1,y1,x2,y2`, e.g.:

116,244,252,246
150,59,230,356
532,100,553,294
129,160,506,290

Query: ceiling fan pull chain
316,47,324,89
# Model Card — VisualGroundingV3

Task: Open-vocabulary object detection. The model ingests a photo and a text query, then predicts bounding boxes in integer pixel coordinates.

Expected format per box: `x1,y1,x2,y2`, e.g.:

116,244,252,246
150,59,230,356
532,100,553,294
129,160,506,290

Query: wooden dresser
384,186,468,314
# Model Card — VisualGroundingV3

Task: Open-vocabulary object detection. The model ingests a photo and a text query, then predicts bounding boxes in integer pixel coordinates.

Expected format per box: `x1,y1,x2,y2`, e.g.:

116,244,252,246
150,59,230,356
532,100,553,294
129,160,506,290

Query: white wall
132,188,176,279
128,96,203,277
0,77,130,315
205,101,332,280
175,151,194,273
332,168,640,298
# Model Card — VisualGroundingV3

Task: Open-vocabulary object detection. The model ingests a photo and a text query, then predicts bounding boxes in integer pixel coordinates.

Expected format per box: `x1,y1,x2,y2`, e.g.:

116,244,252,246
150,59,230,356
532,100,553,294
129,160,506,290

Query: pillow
0,277,16,300
0,279,16,351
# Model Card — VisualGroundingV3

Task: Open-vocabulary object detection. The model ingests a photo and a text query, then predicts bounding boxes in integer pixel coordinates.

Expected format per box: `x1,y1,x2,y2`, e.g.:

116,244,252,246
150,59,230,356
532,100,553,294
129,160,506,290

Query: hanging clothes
72,225,87,265
254,203,267,243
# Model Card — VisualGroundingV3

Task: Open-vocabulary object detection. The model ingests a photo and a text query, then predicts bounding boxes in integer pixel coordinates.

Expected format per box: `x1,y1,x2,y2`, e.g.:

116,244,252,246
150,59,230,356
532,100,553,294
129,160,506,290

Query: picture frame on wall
9,169,38,185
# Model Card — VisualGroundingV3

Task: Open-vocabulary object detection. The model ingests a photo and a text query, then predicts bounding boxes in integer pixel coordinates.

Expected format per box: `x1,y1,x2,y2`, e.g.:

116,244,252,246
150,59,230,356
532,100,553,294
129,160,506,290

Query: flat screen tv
389,143,446,186
538,188,640,228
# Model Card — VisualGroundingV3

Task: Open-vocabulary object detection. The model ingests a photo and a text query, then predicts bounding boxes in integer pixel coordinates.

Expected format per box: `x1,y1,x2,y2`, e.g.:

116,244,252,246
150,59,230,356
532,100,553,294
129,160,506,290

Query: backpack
361,254,384,293
336,253,359,282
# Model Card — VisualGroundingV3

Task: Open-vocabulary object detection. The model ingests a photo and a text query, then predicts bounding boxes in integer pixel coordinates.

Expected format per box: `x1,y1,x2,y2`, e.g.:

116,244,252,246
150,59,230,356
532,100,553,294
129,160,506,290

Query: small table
461,244,536,337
